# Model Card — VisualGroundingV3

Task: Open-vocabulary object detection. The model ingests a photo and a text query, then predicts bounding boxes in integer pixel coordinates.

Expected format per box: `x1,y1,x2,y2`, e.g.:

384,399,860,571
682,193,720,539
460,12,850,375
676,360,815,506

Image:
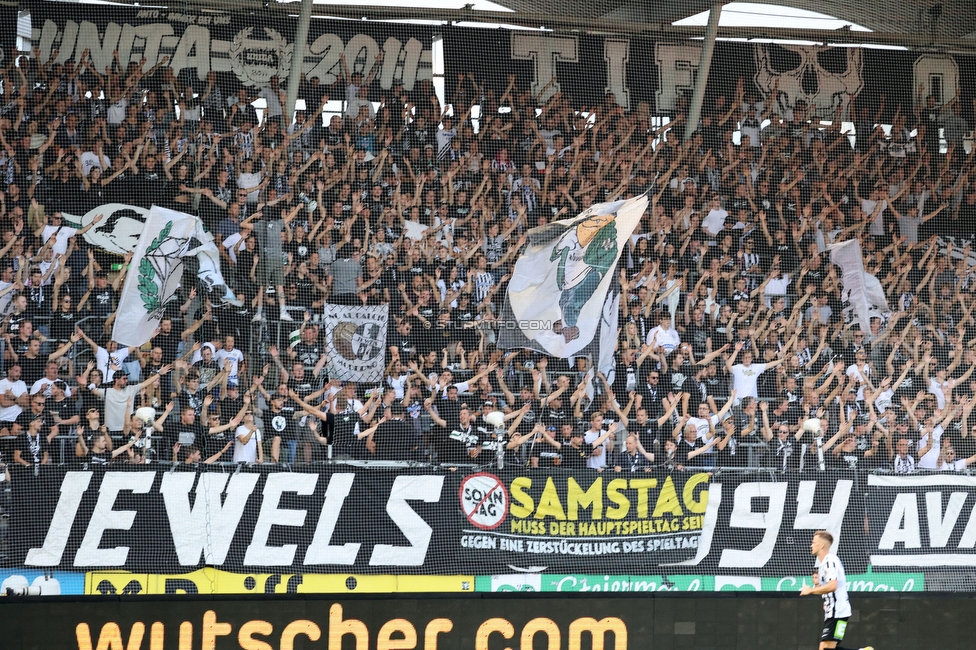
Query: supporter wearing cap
530,423,563,468
44,379,77,427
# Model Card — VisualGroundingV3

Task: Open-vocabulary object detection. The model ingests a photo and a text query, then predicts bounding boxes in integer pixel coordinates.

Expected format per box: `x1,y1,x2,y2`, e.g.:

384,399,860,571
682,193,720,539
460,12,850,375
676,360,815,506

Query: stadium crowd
0,44,975,482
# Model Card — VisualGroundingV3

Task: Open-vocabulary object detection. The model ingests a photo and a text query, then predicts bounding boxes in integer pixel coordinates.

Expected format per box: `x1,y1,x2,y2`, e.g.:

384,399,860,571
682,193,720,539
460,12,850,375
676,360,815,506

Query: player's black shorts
820,617,849,642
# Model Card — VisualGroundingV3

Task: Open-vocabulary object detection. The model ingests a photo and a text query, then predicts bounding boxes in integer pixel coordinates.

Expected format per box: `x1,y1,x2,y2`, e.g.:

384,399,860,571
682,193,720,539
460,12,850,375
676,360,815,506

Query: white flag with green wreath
113,206,196,347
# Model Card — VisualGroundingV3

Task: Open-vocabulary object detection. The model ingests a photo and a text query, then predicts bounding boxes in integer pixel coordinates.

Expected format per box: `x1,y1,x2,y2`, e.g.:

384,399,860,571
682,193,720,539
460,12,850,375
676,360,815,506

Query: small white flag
323,304,389,382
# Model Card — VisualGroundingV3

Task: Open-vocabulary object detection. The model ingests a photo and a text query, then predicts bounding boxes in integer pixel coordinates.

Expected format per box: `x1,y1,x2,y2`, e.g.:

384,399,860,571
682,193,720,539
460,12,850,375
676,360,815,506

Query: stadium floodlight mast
485,410,506,469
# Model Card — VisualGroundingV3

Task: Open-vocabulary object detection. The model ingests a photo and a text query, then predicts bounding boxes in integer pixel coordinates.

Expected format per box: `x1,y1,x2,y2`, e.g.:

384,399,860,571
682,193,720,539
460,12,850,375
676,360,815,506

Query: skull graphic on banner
753,44,863,117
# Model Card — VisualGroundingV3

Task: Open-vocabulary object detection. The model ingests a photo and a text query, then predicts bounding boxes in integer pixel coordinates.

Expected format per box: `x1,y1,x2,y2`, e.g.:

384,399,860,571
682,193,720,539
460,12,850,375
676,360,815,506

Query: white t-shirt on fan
234,425,262,463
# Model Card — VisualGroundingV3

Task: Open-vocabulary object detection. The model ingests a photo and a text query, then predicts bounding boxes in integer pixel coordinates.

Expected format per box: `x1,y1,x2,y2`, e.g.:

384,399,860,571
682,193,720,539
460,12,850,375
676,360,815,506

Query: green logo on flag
137,220,173,314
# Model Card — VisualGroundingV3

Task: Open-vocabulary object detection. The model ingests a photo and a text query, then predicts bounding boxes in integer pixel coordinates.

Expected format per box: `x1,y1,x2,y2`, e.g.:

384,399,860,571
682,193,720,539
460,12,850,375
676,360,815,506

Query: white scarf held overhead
828,238,889,334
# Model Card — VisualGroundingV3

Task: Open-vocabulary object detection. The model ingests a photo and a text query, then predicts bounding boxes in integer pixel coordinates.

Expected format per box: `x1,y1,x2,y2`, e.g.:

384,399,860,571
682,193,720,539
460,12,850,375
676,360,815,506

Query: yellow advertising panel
85,570,475,595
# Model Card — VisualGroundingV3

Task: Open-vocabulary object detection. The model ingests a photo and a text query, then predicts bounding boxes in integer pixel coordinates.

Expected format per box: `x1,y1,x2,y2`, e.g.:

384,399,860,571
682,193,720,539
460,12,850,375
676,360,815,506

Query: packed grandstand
0,25,973,481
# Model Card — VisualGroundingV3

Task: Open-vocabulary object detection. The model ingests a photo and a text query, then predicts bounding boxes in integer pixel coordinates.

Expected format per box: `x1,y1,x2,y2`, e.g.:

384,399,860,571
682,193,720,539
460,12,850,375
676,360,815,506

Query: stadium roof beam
491,0,976,39
684,3,722,142
90,0,976,52
263,2,976,51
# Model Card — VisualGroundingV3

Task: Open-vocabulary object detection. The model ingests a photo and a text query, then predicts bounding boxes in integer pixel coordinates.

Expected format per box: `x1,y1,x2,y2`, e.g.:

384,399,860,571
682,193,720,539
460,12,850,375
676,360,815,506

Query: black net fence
0,1,974,596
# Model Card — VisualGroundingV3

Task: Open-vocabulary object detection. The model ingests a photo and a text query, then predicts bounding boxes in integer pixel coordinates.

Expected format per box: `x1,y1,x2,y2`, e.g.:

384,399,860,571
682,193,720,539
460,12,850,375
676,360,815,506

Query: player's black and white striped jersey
817,553,852,619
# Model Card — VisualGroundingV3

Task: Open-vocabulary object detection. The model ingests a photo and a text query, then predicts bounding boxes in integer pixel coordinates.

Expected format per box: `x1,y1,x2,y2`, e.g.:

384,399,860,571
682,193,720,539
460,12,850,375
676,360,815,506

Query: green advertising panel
475,567,923,593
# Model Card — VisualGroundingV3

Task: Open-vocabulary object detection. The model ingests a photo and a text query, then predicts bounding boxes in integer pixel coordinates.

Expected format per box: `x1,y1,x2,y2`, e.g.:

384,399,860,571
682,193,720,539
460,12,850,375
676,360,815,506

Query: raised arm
420,395,446,428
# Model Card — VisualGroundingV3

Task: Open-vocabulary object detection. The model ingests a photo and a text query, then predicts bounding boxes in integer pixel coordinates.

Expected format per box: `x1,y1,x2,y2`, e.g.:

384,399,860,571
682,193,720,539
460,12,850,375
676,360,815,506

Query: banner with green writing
475,568,923,593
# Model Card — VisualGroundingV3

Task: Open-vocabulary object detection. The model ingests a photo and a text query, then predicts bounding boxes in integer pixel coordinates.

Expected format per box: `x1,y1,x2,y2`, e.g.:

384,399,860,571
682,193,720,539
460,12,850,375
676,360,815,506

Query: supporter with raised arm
726,340,785,400
673,421,720,470
76,424,140,466
0,39,974,489
233,408,264,464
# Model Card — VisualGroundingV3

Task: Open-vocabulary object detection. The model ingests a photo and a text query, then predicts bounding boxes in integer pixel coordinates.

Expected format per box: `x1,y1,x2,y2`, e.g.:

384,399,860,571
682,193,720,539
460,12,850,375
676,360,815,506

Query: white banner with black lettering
323,303,389,383
868,474,976,567
27,5,433,92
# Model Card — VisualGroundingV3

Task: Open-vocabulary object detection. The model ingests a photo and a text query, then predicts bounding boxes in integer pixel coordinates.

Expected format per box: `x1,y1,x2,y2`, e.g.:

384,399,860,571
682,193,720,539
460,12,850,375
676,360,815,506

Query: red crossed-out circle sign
458,472,509,530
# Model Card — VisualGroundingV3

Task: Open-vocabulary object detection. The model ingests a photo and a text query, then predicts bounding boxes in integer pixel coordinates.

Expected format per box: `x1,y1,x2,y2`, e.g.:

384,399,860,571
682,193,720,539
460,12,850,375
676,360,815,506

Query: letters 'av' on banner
323,303,389,383
868,474,976,568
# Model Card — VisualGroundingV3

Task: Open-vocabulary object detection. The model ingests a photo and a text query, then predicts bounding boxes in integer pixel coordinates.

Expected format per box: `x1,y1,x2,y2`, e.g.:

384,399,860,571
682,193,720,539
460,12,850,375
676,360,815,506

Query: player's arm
800,578,837,596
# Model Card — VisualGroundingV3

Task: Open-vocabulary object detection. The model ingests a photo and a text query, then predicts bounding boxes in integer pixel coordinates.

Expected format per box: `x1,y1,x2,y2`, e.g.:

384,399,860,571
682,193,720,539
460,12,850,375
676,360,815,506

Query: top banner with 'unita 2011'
25,5,433,92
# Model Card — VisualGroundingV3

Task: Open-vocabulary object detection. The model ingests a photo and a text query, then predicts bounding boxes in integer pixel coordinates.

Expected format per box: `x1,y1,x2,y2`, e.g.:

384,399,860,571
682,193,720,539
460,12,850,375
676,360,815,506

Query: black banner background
443,27,976,123
18,6,976,123
7,465,867,575
692,470,867,575
3,593,972,650
24,5,434,95
9,465,709,573
10,465,457,574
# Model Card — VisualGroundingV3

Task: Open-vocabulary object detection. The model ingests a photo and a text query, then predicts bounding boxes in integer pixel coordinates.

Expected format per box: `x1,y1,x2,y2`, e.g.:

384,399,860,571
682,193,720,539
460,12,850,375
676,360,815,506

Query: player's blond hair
815,530,834,546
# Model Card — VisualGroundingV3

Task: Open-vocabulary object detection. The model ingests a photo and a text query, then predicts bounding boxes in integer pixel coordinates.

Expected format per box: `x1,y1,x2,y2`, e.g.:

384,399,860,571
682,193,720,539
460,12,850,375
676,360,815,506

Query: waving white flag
498,195,647,382
113,206,197,347
829,238,889,333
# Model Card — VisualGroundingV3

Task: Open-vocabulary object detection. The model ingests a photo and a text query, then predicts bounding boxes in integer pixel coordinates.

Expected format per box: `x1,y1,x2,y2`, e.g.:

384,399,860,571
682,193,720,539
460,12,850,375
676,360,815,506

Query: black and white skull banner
444,29,976,119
